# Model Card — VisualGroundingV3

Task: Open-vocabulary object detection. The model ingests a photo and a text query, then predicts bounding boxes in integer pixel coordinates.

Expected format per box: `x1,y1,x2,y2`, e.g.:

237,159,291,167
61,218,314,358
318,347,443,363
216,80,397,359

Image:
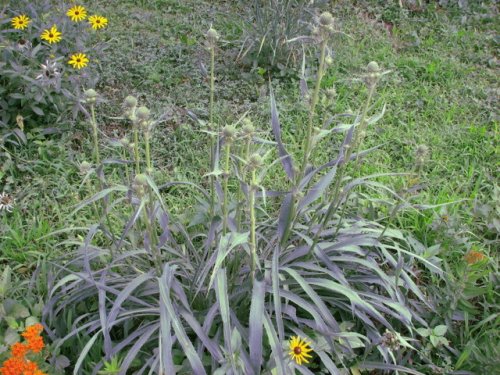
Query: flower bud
325,55,334,66
136,106,150,121
241,118,255,137
124,95,138,109
79,161,92,175
206,27,219,45
248,153,263,170
222,125,236,141
367,61,380,73
84,89,97,104
134,173,148,186
319,12,334,27
120,137,130,148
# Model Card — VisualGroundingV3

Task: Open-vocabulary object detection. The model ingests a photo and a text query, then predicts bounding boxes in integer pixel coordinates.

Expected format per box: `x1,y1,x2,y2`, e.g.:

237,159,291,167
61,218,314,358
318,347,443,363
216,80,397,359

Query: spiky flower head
120,137,130,148
79,161,92,175
84,89,97,104
319,12,334,27
136,106,150,121
248,153,263,170
222,125,237,142
0,192,15,212
124,95,138,109
35,60,61,88
367,61,380,73
288,336,313,365
16,38,32,52
415,144,429,170
133,174,148,197
364,61,382,88
241,118,255,137
380,330,401,351
206,27,219,46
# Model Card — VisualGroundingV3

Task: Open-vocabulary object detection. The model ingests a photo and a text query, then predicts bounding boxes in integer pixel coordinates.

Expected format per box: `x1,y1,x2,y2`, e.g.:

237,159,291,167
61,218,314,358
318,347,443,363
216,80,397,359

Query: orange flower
26,337,44,354
0,356,25,375
21,324,43,341
10,343,28,358
464,249,486,265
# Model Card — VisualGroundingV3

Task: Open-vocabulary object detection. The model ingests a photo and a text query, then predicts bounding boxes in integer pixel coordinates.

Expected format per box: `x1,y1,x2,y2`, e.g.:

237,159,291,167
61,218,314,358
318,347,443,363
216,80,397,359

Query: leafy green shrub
0,1,107,145
44,13,444,375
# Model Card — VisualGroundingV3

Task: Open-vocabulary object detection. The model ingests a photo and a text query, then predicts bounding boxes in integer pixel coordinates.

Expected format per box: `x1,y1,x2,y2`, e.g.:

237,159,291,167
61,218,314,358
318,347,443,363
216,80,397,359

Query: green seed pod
136,106,150,121
124,95,138,109
120,137,130,147
325,55,334,66
319,12,334,27
248,153,263,170
206,27,219,45
84,89,97,104
242,118,255,137
79,161,92,174
223,125,236,140
367,61,380,73
134,173,148,186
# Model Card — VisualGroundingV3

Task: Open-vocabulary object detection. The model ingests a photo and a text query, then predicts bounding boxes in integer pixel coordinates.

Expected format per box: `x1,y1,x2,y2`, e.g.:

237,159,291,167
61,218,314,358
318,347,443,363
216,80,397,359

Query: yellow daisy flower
68,53,89,69
288,336,313,365
11,15,31,30
41,25,62,44
88,15,108,30
67,5,87,22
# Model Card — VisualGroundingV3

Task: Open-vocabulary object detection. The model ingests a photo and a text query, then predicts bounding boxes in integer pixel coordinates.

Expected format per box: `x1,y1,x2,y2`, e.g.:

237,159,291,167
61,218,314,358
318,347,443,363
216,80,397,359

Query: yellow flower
288,336,313,365
67,5,87,22
41,25,62,44
68,53,89,69
11,15,31,30
88,15,108,30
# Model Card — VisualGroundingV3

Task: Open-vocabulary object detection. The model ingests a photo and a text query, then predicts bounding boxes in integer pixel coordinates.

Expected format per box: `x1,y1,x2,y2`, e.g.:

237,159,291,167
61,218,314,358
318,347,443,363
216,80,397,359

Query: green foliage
0,0,106,145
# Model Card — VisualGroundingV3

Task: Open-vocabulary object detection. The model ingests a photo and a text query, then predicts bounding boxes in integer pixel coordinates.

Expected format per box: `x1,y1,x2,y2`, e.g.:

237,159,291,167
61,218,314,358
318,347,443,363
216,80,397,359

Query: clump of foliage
0,1,108,146
42,12,448,374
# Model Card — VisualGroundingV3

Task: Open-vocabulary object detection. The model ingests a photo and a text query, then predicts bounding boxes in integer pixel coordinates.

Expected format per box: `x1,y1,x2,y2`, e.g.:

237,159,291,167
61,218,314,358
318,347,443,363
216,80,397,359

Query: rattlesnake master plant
43,14,441,375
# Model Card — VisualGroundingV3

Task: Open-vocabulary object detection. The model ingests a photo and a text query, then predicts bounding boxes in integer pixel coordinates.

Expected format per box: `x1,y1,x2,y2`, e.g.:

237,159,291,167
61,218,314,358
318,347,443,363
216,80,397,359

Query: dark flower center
49,33,54,38
96,20,100,23
76,58,81,62
293,346,302,355
75,11,79,15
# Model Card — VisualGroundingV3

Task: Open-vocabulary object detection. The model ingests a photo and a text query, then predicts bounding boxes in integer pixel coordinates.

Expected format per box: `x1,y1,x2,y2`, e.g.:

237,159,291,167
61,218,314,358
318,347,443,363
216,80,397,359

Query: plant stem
249,168,257,277
309,83,377,251
299,38,328,181
236,137,252,230
90,105,101,165
209,46,216,217
134,128,140,174
222,141,231,235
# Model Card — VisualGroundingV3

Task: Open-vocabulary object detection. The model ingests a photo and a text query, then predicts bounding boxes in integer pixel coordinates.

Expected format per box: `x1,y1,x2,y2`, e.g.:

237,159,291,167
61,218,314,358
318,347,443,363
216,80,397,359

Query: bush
0,1,107,145
42,14,446,374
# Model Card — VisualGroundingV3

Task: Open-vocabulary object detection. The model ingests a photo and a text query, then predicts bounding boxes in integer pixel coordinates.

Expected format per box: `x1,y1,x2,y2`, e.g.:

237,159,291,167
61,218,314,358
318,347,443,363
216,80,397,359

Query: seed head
120,137,130,147
222,125,237,141
248,153,263,170
79,161,92,175
367,61,380,73
319,12,334,27
84,89,97,104
134,174,148,186
124,95,138,109
206,27,219,45
136,106,150,121
241,118,255,137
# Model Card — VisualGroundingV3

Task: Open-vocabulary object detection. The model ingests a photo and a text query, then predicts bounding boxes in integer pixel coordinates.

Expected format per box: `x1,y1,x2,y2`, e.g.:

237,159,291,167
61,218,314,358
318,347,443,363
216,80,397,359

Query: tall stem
222,141,231,234
134,128,140,174
209,46,216,216
236,137,252,230
309,83,377,252
299,39,328,181
90,105,101,165
249,169,257,276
